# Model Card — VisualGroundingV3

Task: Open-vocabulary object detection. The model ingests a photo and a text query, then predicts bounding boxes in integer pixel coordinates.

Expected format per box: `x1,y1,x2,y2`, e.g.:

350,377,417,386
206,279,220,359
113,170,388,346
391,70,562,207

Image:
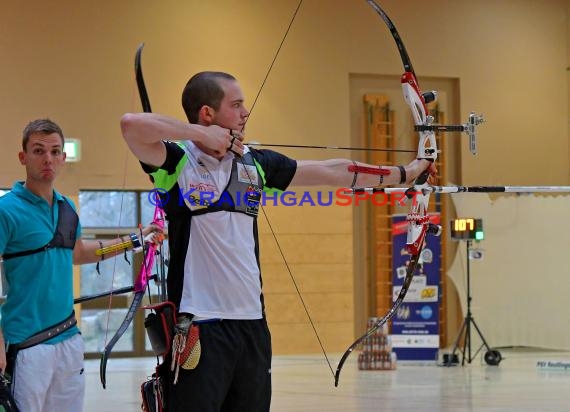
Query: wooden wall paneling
260,195,354,354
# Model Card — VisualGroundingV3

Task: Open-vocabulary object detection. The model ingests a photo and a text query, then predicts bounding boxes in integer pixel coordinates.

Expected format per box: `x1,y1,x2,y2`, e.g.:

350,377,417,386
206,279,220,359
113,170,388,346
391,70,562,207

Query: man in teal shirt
0,119,160,412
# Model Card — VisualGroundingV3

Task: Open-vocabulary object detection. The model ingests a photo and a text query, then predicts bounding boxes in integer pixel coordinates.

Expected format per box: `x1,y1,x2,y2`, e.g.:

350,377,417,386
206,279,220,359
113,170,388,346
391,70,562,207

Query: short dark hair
181,72,236,123
22,119,64,151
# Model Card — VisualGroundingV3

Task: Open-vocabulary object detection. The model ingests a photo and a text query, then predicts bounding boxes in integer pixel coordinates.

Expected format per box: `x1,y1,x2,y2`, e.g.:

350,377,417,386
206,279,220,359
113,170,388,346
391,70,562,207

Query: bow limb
334,0,440,386
99,291,145,389
334,251,422,385
135,43,152,113
99,46,166,388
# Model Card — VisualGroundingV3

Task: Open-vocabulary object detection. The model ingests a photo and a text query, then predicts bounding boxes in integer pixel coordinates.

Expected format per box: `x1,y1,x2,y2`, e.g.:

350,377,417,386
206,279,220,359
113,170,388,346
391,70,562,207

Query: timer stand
446,239,502,366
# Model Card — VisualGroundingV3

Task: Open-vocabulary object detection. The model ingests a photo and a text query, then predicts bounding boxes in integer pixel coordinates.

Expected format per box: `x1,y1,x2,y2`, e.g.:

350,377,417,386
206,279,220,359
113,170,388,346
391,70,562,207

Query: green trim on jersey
254,158,283,194
150,142,189,190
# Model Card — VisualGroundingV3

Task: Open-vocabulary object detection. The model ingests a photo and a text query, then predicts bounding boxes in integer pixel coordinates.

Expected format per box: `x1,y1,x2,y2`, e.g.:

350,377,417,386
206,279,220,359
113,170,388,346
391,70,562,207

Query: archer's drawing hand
202,125,245,157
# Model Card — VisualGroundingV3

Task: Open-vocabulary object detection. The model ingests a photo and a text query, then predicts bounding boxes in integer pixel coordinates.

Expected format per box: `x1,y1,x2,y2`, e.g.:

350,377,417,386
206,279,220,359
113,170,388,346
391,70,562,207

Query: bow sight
414,102,485,156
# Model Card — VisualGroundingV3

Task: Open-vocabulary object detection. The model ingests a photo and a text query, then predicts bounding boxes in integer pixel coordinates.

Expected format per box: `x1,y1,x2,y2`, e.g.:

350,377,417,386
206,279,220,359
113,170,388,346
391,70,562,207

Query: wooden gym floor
85,348,570,411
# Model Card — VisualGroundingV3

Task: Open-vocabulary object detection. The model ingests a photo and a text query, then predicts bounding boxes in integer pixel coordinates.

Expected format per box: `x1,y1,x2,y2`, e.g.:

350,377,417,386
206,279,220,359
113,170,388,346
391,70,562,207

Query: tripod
447,240,501,366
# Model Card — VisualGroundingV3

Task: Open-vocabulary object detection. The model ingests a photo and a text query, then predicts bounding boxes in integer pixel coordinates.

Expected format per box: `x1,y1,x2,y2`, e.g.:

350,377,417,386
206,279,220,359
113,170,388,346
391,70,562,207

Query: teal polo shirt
0,181,80,345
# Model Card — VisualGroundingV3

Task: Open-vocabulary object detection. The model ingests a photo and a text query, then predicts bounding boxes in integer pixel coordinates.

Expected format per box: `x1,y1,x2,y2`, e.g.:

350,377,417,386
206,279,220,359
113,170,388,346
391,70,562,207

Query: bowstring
101,76,140,350
238,0,335,378
245,0,303,123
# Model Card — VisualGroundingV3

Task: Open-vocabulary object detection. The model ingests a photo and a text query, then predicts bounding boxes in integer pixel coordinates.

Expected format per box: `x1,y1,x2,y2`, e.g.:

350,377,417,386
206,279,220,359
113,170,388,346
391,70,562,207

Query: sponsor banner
391,214,441,361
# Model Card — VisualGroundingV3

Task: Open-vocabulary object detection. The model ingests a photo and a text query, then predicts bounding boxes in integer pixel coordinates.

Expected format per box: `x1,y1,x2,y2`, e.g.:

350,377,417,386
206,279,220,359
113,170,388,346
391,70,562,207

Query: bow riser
134,203,165,292
406,213,429,255
402,72,427,114
401,72,437,253
401,77,438,160
133,243,157,292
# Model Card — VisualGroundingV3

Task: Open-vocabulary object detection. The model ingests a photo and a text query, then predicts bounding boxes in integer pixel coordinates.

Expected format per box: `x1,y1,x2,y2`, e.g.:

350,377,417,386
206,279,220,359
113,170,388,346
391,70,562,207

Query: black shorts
167,318,272,412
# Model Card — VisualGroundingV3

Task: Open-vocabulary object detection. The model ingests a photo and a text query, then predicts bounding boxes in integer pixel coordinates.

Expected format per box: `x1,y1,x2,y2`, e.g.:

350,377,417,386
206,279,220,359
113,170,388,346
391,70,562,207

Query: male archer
121,71,434,411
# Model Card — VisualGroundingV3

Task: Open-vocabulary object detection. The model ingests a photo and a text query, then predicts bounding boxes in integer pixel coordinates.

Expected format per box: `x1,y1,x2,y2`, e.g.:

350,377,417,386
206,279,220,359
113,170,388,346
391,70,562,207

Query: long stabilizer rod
345,185,570,195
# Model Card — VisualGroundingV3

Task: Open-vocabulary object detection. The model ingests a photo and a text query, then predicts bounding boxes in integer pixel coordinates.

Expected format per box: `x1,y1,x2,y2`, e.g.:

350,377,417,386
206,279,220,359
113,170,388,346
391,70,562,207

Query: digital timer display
449,218,484,240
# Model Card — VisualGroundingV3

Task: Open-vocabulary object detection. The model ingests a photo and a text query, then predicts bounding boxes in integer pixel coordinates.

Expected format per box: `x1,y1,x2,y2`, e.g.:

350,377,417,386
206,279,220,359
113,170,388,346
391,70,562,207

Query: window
79,191,138,228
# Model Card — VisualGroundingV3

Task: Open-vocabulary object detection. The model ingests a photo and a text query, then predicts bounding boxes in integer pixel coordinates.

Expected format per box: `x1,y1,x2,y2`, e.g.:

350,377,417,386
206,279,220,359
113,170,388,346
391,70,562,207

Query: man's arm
73,238,128,265
120,113,243,167
72,225,162,265
289,158,434,187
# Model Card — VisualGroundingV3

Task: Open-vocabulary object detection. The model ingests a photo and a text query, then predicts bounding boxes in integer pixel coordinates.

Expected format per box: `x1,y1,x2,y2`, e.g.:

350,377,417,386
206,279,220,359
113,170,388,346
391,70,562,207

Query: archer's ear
198,106,215,125
18,151,25,165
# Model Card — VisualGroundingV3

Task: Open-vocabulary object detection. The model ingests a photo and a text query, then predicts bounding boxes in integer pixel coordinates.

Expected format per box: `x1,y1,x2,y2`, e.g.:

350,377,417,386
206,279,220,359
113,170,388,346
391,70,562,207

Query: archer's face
19,132,66,184
212,79,249,131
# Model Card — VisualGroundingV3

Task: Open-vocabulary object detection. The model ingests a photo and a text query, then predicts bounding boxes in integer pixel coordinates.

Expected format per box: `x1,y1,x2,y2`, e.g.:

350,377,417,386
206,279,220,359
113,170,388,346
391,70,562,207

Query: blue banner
391,214,441,361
